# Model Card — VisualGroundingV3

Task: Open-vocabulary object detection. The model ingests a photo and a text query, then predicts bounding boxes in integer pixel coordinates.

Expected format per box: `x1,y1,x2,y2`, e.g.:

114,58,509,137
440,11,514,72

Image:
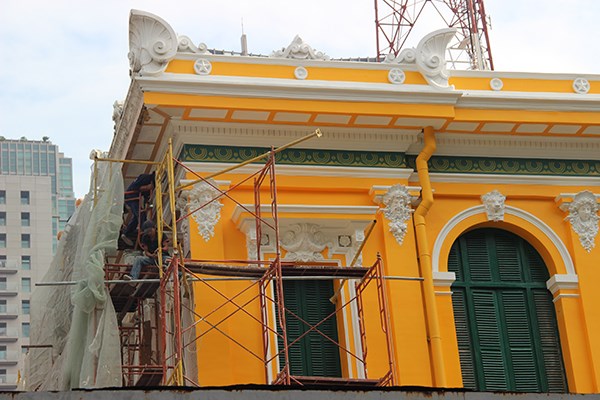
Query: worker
120,171,155,247
125,220,169,280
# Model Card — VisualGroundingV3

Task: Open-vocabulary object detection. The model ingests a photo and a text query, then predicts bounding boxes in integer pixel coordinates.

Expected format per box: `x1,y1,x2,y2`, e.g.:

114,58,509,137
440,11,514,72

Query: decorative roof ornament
271,35,330,60
280,223,329,261
382,184,413,245
128,10,178,76
566,191,599,252
383,28,456,89
187,179,224,242
481,190,506,222
178,35,208,54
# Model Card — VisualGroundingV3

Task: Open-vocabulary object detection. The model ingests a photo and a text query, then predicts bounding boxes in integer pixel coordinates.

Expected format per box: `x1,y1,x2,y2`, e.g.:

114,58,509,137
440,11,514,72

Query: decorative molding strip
418,155,600,177
553,293,580,303
433,271,457,288
180,144,409,169
232,204,379,224
431,205,576,277
128,10,178,76
186,162,413,179
424,173,600,186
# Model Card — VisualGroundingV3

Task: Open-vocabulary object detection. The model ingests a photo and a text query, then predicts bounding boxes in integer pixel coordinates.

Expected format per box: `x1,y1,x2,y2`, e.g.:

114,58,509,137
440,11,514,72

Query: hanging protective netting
24,159,124,390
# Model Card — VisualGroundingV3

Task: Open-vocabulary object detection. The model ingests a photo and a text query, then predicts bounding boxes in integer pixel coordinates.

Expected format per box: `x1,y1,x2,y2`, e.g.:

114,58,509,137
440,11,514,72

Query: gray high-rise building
0,137,75,389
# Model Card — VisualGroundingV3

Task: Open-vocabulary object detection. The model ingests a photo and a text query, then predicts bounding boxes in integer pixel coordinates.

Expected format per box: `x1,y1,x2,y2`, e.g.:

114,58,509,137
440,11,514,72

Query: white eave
457,90,600,112
135,73,463,105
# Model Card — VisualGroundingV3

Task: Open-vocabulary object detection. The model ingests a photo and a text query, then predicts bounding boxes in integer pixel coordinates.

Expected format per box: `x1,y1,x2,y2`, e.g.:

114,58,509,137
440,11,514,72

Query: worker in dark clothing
125,221,169,280
121,171,155,247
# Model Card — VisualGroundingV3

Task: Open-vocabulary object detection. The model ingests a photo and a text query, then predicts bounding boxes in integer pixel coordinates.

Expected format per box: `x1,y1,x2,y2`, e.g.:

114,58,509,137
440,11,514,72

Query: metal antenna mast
374,0,494,70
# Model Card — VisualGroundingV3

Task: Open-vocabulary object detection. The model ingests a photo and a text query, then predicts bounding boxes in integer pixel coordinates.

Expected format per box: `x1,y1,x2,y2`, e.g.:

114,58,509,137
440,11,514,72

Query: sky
1,0,599,198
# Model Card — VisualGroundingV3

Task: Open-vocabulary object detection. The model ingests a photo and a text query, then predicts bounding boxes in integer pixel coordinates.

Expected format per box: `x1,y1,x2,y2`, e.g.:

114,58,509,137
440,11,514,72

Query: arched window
449,228,567,392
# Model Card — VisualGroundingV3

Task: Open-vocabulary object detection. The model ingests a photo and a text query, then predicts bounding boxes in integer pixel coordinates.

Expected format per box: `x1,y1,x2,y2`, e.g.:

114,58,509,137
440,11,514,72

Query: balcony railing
0,328,20,339
0,305,19,317
0,374,18,385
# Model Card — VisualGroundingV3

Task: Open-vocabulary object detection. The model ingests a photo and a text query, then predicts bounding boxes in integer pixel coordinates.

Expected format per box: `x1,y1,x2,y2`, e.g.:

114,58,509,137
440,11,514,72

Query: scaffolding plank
184,262,369,278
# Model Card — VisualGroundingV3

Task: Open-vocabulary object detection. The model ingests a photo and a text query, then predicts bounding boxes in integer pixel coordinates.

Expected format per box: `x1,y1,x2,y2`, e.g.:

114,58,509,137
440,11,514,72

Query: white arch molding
431,205,578,297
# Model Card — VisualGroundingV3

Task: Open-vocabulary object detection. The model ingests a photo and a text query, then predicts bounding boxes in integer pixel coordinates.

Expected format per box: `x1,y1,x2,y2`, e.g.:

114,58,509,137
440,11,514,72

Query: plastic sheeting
24,161,124,390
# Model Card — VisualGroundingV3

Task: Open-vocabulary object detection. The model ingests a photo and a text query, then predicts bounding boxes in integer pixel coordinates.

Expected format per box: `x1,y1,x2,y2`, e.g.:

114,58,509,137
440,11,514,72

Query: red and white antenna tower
374,0,494,70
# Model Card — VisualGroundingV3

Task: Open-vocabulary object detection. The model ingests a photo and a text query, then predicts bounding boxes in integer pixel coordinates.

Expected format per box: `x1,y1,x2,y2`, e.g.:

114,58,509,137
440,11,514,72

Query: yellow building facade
111,10,600,393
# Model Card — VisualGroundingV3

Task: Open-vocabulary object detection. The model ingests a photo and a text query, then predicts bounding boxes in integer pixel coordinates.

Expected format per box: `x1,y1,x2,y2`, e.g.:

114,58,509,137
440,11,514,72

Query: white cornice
135,74,463,105
421,132,600,160
450,69,600,81
232,204,379,225
546,274,579,295
186,162,413,180
172,121,420,152
457,90,600,112
418,173,600,187
172,53,420,71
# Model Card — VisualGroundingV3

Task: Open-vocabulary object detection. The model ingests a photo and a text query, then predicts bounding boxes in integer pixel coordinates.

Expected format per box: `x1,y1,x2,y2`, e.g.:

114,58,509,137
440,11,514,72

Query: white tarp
25,160,124,390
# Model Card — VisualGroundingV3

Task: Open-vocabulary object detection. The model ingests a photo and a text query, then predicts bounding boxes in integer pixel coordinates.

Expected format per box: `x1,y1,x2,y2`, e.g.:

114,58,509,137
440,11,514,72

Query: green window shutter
450,228,568,393
450,288,476,390
277,280,341,377
532,290,568,392
464,234,492,282
471,290,508,391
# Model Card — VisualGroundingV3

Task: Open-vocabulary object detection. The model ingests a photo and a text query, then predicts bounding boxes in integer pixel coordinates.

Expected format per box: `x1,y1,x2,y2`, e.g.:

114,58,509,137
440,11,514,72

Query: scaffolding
96,129,397,387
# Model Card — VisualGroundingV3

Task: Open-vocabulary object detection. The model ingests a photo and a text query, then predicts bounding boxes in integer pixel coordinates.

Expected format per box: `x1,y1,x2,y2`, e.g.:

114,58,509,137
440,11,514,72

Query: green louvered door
449,228,567,392
277,279,342,377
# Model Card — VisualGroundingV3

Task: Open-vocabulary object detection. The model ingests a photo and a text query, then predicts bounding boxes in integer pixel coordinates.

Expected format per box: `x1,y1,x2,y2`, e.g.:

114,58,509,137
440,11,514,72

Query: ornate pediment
271,35,330,60
383,28,456,89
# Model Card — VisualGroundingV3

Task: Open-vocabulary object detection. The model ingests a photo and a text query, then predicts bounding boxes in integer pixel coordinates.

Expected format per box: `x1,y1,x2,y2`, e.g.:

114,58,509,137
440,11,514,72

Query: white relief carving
112,100,124,131
481,190,506,222
338,235,352,247
128,10,178,76
351,229,365,266
573,78,590,94
187,179,224,241
382,184,414,245
280,223,329,261
271,35,330,60
388,68,406,84
194,58,212,75
246,229,258,261
178,35,208,54
490,78,503,91
383,28,456,89
294,66,308,80
566,191,599,252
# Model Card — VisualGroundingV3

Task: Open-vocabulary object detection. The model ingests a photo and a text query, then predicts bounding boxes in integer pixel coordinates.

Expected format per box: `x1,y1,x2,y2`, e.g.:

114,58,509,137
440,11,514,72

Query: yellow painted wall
184,167,600,393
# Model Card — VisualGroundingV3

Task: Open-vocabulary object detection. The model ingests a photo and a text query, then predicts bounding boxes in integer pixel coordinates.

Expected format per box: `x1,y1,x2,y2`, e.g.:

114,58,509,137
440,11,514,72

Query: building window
0,278,5,290
277,280,342,378
21,323,29,338
21,256,31,270
21,278,30,293
0,300,6,313
449,228,568,392
21,300,30,315
0,234,5,248
20,191,29,205
21,212,30,227
0,212,5,226
0,346,6,360
21,234,30,248
0,323,6,336
0,256,5,268
0,191,5,205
